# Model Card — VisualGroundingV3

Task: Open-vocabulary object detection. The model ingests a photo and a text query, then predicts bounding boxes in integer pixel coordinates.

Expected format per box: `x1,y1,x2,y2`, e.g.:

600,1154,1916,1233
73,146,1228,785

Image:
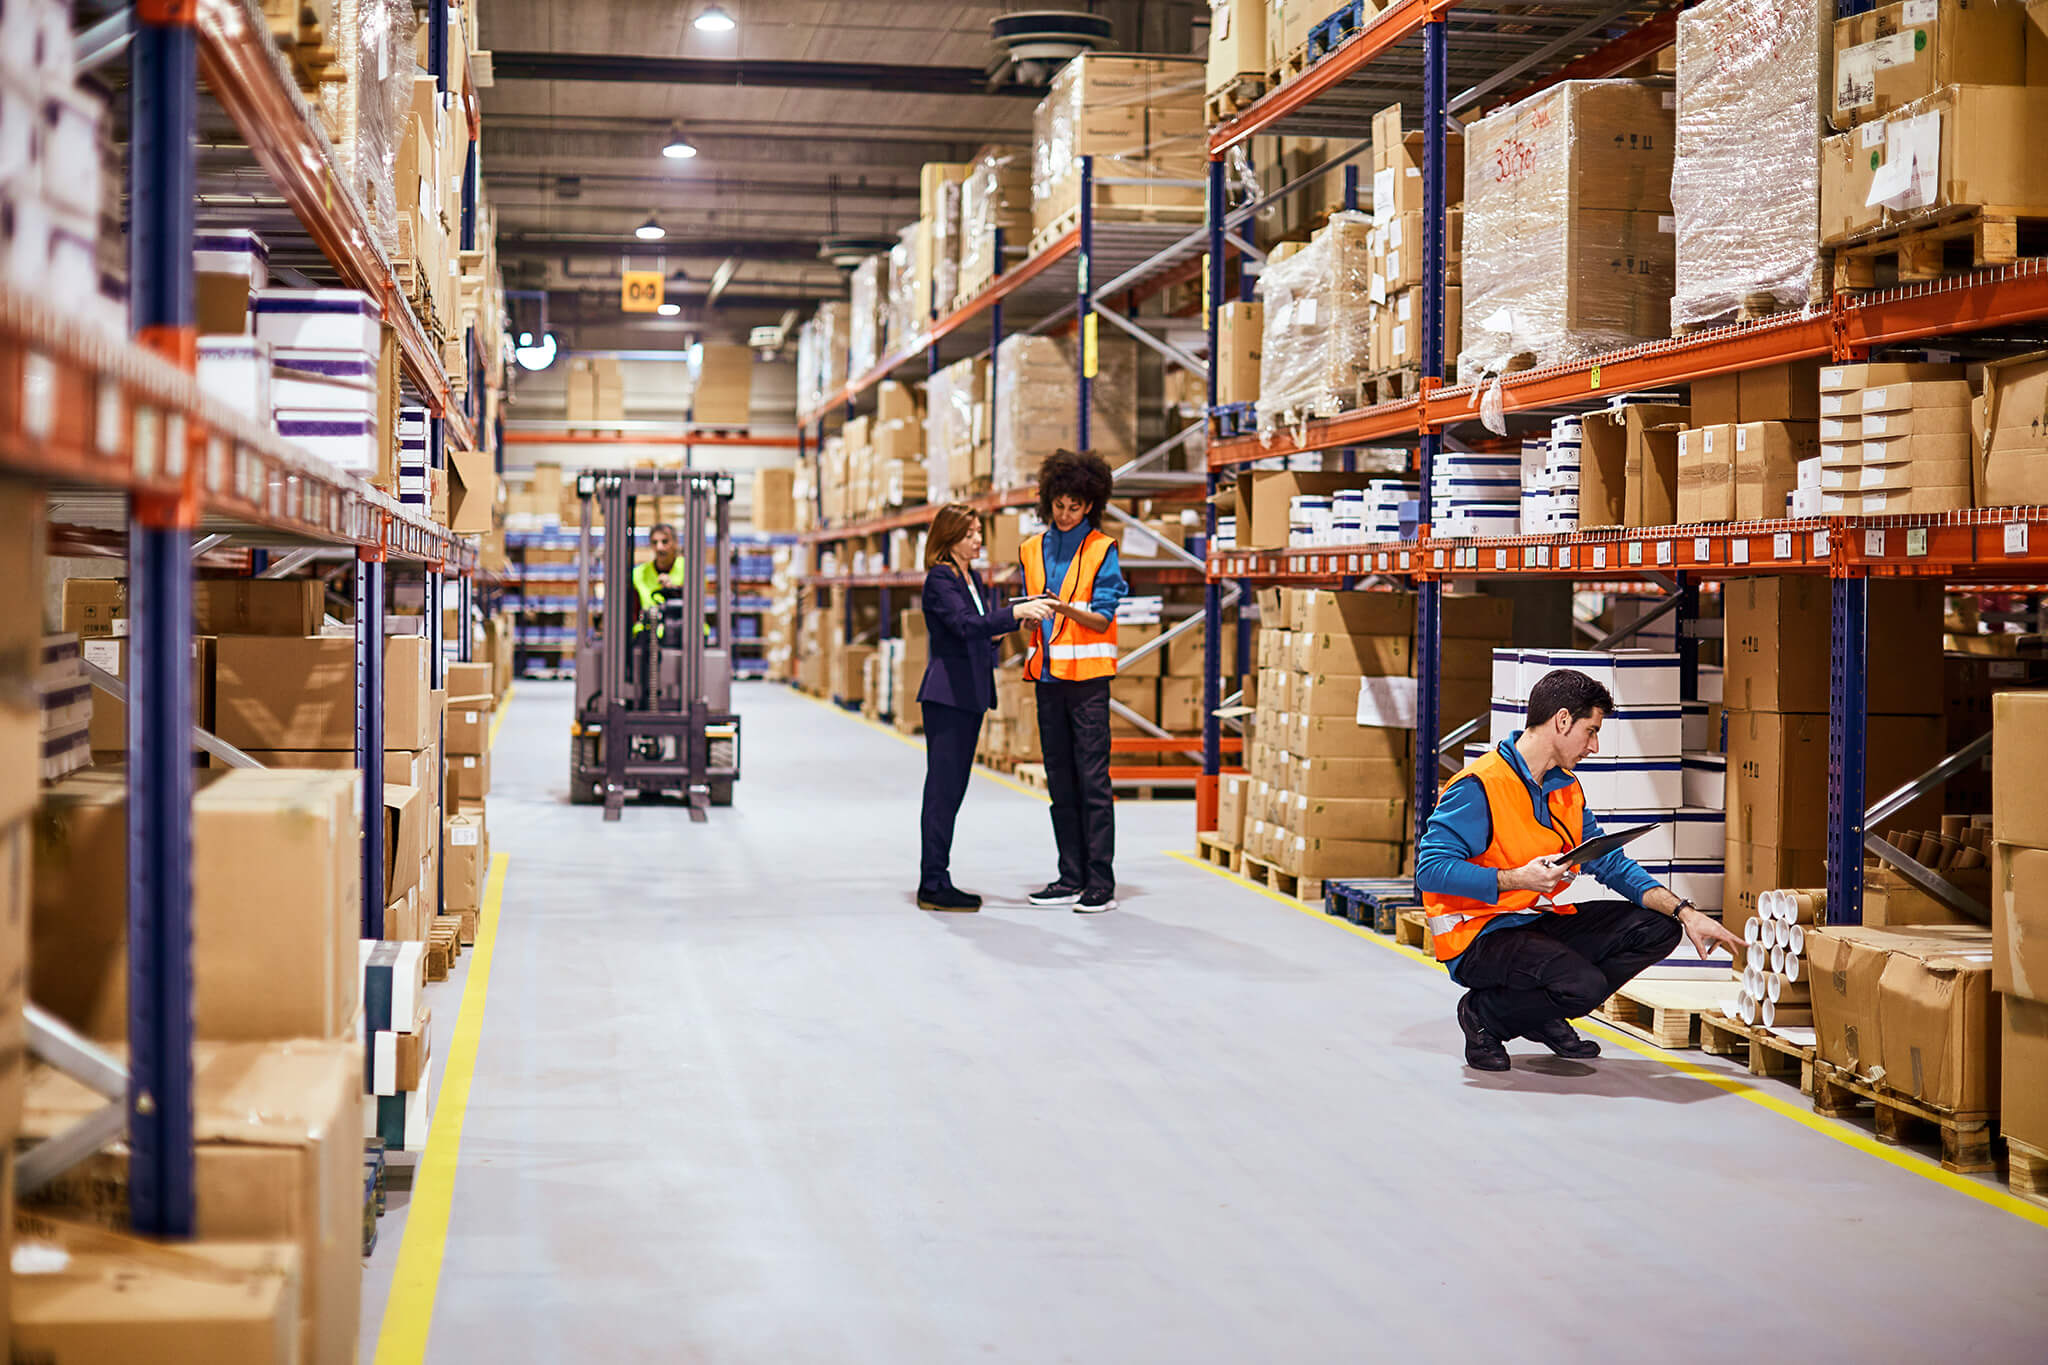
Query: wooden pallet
1205,74,1267,127
1395,907,1430,952
1359,368,1421,407
1811,1060,1996,1173
1591,978,1725,1050
1268,42,1310,88
1241,855,1324,907
1195,831,1243,873
1698,1011,1814,1095
2007,1136,2048,1209
1014,761,1191,801
1831,207,2048,292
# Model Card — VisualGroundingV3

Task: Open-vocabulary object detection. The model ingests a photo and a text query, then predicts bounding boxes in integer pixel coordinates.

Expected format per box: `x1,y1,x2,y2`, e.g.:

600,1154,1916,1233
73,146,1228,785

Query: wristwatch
1672,898,1697,919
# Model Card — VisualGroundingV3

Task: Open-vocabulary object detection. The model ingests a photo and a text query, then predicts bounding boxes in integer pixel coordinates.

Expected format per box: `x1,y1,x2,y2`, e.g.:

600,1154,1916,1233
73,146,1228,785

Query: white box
1682,700,1711,751
1797,455,1822,491
38,85,100,216
1673,807,1725,861
0,0,60,83
1575,755,1683,810
195,228,269,287
251,288,381,352
0,82,38,192
1492,648,1524,704
272,347,378,417
1600,810,1678,863
1601,704,1684,759
1489,698,1521,745
277,411,378,472
1682,754,1726,811
46,206,93,300
1669,866,1724,916
1790,485,1823,517
1696,663,1723,704
198,336,272,422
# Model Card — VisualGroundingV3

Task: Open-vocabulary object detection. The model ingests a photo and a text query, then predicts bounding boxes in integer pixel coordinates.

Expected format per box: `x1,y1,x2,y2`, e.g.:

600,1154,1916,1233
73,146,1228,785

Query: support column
356,551,387,938
1413,17,1449,837
1199,155,1227,830
126,0,199,1240
1828,574,1868,925
1077,154,1094,452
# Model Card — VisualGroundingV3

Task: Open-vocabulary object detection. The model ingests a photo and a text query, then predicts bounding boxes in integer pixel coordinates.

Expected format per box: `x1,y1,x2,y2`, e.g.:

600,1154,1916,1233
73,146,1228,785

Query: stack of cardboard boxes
1367,104,1464,379
692,344,754,427
1254,212,1375,436
954,145,1034,307
1991,689,2048,1175
1720,578,1946,928
1816,361,1970,516
566,355,625,430
925,355,994,503
840,381,931,518
1676,361,1822,523
992,333,1139,488
1031,55,1206,242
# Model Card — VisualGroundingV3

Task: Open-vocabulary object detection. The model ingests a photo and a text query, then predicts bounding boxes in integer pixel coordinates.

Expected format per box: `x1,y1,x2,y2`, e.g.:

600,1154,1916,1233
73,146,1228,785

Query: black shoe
917,885,980,913
1075,889,1118,913
1028,882,1082,907
1457,996,1511,1072
1530,1018,1600,1059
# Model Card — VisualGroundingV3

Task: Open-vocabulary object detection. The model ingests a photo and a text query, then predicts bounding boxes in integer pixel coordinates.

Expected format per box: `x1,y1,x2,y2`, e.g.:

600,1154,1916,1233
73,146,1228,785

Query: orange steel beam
503,429,803,447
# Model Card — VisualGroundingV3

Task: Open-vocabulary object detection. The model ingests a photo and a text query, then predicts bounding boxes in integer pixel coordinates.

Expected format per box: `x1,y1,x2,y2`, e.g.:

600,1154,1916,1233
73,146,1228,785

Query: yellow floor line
1164,849,2048,1230
485,684,515,750
373,851,512,1363
794,685,1050,804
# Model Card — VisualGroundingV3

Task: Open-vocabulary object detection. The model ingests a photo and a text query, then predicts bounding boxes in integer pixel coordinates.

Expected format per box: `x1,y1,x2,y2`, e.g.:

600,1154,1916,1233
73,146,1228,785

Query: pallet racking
9,0,495,1235
1191,0,2048,930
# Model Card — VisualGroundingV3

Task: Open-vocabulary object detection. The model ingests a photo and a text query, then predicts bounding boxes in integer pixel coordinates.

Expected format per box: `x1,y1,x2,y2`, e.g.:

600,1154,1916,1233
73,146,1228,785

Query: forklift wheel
569,772,601,806
710,780,734,807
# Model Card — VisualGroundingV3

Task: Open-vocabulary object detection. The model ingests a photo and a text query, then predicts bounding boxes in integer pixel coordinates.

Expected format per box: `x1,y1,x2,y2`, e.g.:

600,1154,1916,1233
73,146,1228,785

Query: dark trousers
1037,678,1115,893
919,700,983,891
1456,901,1681,1040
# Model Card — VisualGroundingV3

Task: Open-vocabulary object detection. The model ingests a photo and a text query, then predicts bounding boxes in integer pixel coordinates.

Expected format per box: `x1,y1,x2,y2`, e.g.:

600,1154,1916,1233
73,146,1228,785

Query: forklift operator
632,523,687,636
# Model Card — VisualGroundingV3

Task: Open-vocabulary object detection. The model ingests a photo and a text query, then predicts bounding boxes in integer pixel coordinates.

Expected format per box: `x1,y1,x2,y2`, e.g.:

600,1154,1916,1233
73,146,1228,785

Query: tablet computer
1560,822,1662,866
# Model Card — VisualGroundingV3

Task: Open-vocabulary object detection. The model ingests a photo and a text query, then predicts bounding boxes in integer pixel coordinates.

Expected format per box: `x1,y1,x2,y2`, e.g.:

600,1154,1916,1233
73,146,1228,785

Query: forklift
569,469,742,820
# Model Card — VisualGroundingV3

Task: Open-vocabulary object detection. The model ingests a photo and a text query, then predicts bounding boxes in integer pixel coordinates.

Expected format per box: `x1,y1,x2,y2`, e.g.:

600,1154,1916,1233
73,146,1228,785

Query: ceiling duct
988,11,1114,87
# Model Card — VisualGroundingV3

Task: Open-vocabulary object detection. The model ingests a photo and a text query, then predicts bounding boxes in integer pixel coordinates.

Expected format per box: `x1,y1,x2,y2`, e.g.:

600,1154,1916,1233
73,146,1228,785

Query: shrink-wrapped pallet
925,355,988,505
991,333,1138,489
1671,0,1827,328
1459,81,1675,377
1030,54,1207,241
1255,211,1374,441
887,224,922,353
797,303,851,412
957,146,1033,305
849,256,889,378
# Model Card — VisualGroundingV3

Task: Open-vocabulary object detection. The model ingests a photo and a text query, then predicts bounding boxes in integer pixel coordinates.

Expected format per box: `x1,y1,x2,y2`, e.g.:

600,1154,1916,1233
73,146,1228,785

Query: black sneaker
917,885,981,913
1530,1018,1600,1059
1028,883,1082,907
1075,889,1117,914
1457,996,1511,1072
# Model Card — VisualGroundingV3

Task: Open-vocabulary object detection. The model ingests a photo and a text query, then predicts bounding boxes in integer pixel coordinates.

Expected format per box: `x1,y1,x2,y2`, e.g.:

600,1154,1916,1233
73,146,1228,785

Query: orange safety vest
1020,529,1120,682
1421,747,1583,963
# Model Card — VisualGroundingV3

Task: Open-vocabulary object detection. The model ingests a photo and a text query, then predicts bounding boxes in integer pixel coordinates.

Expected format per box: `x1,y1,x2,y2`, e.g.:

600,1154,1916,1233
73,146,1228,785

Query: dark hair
1526,669,1613,729
924,502,981,574
650,523,677,540
1036,448,1113,528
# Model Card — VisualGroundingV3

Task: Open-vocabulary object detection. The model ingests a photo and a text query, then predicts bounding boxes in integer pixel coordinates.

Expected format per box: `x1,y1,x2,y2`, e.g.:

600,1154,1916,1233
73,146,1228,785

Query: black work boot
1457,996,1511,1072
917,885,981,912
1530,1017,1601,1059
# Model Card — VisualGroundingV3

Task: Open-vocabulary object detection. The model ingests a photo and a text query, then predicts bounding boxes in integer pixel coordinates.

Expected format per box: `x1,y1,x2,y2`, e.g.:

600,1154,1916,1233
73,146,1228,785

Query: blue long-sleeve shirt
1036,521,1129,660
1415,734,1662,983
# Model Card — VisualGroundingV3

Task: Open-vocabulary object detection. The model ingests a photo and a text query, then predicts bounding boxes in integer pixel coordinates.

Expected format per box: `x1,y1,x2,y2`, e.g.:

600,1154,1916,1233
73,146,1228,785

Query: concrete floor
364,679,2048,1363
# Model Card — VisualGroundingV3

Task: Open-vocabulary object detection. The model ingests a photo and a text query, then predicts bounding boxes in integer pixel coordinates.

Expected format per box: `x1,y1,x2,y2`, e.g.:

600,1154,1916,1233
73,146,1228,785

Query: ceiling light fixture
693,6,736,33
661,123,698,160
657,302,682,317
513,332,558,371
634,214,666,241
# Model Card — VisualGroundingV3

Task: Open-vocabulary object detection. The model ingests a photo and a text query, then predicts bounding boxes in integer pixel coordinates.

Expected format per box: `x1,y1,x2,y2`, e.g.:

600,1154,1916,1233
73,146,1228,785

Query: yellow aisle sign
621,271,664,312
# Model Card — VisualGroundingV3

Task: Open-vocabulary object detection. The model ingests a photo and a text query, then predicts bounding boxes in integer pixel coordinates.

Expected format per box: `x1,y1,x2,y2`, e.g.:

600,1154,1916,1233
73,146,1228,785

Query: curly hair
1035,448,1114,528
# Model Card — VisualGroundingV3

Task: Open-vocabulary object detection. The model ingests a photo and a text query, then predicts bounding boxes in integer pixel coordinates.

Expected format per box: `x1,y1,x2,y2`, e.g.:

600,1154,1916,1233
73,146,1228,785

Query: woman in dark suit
916,503,1054,912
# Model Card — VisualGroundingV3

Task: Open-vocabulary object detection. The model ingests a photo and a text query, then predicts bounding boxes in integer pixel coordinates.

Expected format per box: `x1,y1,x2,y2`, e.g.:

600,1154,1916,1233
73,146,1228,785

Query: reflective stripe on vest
1419,747,1582,963
1021,529,1120,682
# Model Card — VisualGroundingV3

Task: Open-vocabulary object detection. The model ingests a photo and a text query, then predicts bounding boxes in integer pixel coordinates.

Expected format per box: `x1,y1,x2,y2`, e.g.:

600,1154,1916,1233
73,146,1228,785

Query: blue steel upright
126,2,199,1239
1827,575,1868,924
1413,18,1449,835
1202,156,1227,803
429,0,450,90
1077,155,1094,451
356,553,388,937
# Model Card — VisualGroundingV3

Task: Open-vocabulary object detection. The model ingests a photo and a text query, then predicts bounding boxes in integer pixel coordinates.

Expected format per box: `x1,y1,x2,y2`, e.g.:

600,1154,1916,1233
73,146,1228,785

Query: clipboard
1559,822,1661,867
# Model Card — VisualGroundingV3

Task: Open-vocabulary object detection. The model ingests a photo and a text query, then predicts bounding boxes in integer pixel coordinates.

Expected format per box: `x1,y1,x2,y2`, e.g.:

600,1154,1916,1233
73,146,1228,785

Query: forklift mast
570,469,742,820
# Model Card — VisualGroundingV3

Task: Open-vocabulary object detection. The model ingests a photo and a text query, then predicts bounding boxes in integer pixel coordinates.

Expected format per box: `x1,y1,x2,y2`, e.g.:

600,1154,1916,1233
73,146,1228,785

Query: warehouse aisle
381,681,2046,1363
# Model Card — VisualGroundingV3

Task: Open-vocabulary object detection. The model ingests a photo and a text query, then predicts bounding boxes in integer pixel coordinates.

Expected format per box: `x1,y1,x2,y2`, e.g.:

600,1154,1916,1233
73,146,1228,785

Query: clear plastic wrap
848,256,886,377
1031,54,1208,240
1459,81,1676,378
886,223,921,353
932,176,965,318
1672,0,1826,328
957,145,1032,306
923,355,985,504
1255,211,1375,442
797,315,823,413
349,0,418,259
992,333,1138,488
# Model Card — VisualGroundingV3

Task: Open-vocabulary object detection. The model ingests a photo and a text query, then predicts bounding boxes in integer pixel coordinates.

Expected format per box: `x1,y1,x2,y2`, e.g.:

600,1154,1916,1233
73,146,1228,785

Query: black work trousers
919,700,984,891
1456,900,1681,1040
1036,677,1115,894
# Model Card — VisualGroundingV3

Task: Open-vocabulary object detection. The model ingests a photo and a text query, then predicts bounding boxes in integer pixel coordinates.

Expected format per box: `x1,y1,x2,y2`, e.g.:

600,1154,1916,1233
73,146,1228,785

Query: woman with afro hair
1016,448,1129,912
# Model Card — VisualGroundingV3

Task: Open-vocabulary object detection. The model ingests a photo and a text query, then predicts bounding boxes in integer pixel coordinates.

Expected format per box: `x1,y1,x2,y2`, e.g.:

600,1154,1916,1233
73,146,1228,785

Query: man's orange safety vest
1020,529,1120,682
1421,747,1583,962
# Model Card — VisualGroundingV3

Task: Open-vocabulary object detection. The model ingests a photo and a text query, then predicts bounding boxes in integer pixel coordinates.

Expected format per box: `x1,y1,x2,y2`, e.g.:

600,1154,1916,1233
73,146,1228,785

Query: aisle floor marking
795,687,1049,803
485,683,514,749
373,850,511,1363
1164,850,2048,1231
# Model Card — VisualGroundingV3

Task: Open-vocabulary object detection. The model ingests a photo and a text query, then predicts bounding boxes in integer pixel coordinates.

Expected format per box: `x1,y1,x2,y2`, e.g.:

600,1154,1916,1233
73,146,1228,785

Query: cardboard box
1992,690,2048,847
1992,841,2048,1001
19,1039,360,1365
2003,993,2048,1151
1278,833,1404,880
81,634,215,755
193,580,324,636
8,1221,300,1363
1734,421,1818,521
1821,85,2048,245
214,635,431,751
1722,840,1828,932
1723,577,1943,715
1208,0,1265,87
1216,773,1247,845
1580,402,1687,529
752,467,798,533
1217,300,1263,406
444,692,492,755
1283,793,1406,843
1676,424,1734,523
1725,709,1943,850
1289,716,1410,762
1863,859,1988,929
1979,351,2048,508
1283,753,1411,801
60,577,127,639
447,448,495,534
1811,924,1998,1112
1290,588,1414,637
451,748,491,802
32,769,360,1044
1831,0,2026,128
444,810,488,911
1234,471,1380,551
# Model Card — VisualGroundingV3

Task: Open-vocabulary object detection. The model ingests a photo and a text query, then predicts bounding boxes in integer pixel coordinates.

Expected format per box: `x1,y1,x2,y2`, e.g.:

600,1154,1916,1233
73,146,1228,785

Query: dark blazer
916,564,1019,713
